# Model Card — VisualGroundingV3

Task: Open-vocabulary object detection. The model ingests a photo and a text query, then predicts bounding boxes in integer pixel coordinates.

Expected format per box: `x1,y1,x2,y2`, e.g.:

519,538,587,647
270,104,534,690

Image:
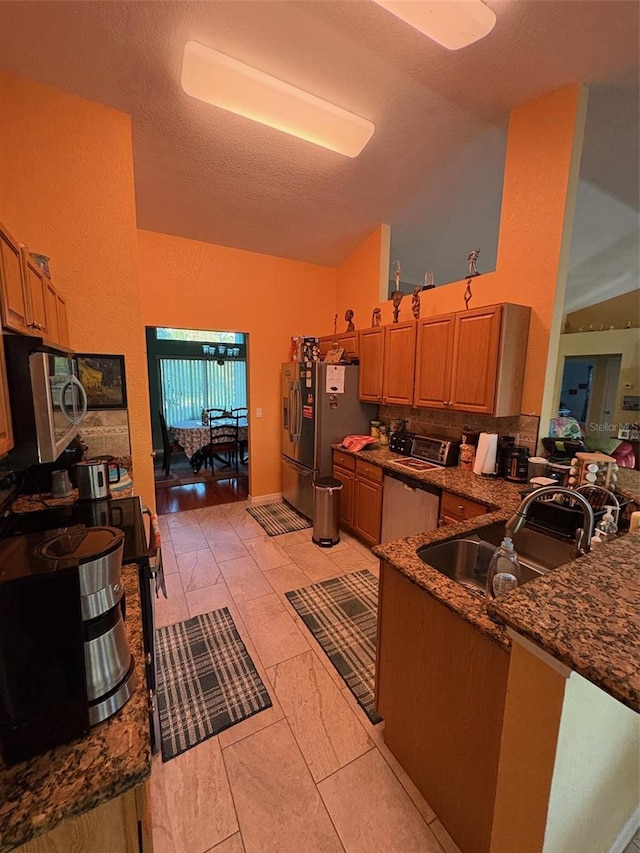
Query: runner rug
285,569,382,724
246,501,312,536
156,608,272,761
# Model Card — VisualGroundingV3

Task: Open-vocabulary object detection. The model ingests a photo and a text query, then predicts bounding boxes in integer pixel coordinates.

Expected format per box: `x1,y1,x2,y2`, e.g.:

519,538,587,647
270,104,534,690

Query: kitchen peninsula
333,442,639,853
0,565,152,853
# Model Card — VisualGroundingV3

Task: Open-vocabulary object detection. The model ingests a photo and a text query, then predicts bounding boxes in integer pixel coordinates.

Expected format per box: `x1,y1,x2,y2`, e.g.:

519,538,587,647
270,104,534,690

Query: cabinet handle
458,505,465,512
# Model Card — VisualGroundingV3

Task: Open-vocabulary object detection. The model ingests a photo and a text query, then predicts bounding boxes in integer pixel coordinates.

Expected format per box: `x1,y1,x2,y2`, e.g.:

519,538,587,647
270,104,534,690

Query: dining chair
158,410,184,476
231,407,249,464
206,413,240,472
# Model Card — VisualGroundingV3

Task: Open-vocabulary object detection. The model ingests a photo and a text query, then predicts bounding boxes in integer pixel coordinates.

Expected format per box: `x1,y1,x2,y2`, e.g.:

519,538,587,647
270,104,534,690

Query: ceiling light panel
372,0,497,50
181,40,375,158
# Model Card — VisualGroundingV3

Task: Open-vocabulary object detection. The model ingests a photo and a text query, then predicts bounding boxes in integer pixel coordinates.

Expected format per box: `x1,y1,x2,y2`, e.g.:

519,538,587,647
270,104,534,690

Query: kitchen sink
417,522,577,596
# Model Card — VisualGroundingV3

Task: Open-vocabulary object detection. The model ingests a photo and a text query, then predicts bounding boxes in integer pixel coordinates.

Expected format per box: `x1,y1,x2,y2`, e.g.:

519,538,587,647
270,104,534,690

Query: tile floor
152,501,461,853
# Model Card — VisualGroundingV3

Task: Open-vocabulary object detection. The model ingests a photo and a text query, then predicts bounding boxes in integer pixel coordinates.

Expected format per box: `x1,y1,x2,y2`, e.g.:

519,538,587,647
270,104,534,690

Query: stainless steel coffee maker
75,459,120,500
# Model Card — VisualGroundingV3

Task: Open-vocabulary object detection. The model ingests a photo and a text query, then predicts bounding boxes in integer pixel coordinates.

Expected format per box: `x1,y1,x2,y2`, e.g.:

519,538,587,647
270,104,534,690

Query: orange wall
137,230,337,497
0,71,155,505
336,225,388,330
335,86,583,415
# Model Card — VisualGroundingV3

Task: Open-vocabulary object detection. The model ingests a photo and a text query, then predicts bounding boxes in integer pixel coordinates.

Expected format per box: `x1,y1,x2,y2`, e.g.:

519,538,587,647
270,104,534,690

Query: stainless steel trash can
312,476,343,547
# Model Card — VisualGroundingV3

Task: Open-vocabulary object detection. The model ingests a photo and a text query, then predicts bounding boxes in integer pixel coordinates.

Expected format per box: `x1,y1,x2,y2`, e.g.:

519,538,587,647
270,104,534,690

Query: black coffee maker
17,436,86,494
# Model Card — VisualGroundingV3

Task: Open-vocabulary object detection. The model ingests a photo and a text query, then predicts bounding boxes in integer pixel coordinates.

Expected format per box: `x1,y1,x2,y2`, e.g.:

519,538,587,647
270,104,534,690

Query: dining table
171,419,249,463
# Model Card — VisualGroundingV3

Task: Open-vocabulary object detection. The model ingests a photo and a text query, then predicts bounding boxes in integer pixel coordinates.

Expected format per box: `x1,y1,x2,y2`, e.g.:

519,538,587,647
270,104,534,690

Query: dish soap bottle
486,537,521,602
595,506,618,542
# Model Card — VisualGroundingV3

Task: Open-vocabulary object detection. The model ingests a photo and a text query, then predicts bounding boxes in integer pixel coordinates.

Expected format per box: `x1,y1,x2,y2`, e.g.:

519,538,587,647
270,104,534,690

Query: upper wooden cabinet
56,293,70,349
358,327,385,402
318,332,358,361
413,303,530,416
383,321,417,406
0,224,30,335
22,251,48,335
0,336,14,459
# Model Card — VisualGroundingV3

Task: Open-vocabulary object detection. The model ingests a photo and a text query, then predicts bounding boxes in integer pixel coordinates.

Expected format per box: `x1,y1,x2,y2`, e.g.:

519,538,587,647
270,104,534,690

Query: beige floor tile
318,749,442,852
338,532,378,562
161,538,179,575
167,509,201,528
157,515,171,538
155,572,189,628
205,529,250,562
219,555,273,604
282,541,345,582
339,685,384,742
170,522,209,555
225,505,266,540
262,563,309,596
178,547,221,592
217,633,284,749
245,536,291,571
287,612,345,690
273,529,312,548
198,512,235,536
238,594,309,669
430,819,462,853
205,833,245,853
327,545,379,572
375,737,437,824
185,580,247,631
151,737,238,853
223,718,343,853
268,650,373,782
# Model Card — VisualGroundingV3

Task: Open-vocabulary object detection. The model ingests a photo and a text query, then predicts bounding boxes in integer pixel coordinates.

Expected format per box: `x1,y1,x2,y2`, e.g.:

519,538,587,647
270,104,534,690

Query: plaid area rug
285,570,382,724
247,501,312,536
156,608,272,761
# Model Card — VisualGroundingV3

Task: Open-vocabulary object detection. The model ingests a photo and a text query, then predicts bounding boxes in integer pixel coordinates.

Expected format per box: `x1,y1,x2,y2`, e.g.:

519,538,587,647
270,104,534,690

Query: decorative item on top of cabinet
391,288,403,323
344,309,355,332
414,303,530,416
411,286,421,319
372,307,381,327
0,223,30,335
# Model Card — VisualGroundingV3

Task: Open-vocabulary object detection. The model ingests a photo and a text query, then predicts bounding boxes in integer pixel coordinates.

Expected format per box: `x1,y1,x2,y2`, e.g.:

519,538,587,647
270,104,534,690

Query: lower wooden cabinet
332,452,383,546
14,781,152,853
376,562,509,853
439,490,487,526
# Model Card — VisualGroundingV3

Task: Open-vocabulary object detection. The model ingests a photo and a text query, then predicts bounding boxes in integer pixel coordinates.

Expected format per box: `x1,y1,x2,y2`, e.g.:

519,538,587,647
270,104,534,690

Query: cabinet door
56,293,70,348
414,314,455,409
449,305,502,414
358,327,384,402
23,253,47,335
0,337,14,458
318,335,334,360
332,465,355,528
43,277,60,344
0,226,30,335
337,332,358,360
353,476,383,546
383,321,416,406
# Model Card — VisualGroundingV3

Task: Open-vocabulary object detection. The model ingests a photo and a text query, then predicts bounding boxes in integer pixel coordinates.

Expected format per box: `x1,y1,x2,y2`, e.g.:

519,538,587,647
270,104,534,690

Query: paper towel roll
473,432,498,476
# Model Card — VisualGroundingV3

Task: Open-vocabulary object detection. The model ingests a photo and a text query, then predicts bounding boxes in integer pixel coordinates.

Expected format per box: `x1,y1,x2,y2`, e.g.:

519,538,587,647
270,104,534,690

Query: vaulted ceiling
0,0,638,273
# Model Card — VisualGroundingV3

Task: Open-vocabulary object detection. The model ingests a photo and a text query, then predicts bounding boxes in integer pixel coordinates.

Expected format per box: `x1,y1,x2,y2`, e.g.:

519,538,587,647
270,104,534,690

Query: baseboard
609,803,640,853
248,492,282,505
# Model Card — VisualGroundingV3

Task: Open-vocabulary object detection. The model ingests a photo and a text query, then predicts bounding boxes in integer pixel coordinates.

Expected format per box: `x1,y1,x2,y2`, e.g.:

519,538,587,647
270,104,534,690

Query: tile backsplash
380,405,540,453
79,409,132,458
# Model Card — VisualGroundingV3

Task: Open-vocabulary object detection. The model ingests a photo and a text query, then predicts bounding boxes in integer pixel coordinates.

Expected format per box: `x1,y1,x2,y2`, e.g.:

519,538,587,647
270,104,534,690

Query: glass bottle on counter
379,425,389,446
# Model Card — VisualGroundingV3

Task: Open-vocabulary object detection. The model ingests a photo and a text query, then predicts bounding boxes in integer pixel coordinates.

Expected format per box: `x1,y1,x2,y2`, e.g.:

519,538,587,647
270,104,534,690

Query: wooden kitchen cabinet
22,251,48,336
0,223,30,335
414,303,531,416
318,332,358,361
439,490,488,526
43,275,60,344
0,335,14,458
332,451,383,545
353,458,383,546
357,327,384,402
332,449,356,528
56,292,70,348
376,562,510,853
382,320,416,406
14,781,152,853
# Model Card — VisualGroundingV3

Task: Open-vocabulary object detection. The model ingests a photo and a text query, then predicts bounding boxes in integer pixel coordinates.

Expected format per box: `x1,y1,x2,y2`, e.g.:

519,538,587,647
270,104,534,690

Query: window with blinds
159,357,247,426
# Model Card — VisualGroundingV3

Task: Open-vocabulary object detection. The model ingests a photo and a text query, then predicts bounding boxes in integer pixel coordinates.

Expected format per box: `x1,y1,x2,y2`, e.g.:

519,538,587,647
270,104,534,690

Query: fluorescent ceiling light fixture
181,40,374,157
372,0,496,50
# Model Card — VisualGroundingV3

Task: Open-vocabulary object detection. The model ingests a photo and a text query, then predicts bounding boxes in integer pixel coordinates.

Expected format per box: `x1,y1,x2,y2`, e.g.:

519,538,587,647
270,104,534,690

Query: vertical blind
160,358,247,426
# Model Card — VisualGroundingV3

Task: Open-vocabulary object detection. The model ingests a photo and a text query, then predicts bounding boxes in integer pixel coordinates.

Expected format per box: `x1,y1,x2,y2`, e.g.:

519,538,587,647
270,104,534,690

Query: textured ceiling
0,1,638,267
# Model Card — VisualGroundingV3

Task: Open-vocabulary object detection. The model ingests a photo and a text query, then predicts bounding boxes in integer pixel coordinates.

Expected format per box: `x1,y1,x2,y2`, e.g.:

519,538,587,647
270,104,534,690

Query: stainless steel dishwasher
381,470,440,543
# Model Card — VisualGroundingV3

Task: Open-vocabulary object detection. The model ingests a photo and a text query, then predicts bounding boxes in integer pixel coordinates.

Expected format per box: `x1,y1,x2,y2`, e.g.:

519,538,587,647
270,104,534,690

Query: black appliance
0,496,165,758
496,435,515,478
389,431,415,455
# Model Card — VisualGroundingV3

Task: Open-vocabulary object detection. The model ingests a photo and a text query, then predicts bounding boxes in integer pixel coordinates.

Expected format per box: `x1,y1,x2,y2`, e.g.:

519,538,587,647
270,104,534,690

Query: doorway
146,326,249,513
559,354,622,430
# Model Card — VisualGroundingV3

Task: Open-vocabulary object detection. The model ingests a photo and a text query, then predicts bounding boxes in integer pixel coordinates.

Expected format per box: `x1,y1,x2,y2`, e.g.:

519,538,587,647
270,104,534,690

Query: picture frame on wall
76,353,127,409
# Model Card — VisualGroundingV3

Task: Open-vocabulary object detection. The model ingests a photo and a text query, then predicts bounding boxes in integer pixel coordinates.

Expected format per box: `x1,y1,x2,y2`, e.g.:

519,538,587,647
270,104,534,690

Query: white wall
543,672,640,853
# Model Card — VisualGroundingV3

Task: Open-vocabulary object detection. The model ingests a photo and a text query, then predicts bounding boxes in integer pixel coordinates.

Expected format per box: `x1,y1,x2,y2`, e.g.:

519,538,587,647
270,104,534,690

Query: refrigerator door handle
283,456,315,476
291,381,302,442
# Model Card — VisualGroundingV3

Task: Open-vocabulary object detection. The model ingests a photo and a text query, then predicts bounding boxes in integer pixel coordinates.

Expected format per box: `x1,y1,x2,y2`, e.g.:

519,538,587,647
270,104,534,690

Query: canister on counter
459,444,476,471
370,420,380,439
379,425,389,446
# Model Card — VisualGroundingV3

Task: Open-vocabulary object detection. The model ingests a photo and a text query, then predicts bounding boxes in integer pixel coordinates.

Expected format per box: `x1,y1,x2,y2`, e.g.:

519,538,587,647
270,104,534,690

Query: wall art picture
76,354,128,409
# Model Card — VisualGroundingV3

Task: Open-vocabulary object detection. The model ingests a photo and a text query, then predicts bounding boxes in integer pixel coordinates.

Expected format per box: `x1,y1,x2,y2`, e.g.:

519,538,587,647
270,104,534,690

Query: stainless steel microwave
3,334,88,467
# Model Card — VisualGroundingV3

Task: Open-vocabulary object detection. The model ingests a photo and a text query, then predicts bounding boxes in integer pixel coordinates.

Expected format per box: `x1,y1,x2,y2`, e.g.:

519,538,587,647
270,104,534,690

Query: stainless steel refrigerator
281,362,377,519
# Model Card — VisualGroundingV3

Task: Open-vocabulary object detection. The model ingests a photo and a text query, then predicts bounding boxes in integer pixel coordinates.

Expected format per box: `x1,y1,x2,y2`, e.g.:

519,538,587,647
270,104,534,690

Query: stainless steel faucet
506,485,595,556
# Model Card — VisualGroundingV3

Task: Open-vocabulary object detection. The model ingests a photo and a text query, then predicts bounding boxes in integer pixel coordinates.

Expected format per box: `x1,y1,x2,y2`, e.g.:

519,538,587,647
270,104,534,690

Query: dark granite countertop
0,564,151,853
334,444,640,710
